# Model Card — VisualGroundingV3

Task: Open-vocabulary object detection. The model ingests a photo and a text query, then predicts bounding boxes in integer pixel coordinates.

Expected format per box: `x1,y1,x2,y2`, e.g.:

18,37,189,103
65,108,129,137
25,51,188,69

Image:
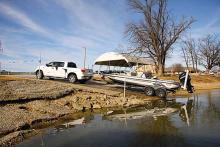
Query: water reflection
133,116,185,147
179,99,193,126
17,90,220,147
177,91,220,128
53,113,95,133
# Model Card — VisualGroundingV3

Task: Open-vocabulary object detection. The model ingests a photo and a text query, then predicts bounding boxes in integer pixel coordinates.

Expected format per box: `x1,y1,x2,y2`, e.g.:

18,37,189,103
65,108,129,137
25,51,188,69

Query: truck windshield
67,62,77,68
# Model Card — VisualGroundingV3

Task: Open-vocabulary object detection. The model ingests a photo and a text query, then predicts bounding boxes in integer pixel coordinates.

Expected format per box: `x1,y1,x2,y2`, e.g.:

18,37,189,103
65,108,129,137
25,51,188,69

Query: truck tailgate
83,69,93,76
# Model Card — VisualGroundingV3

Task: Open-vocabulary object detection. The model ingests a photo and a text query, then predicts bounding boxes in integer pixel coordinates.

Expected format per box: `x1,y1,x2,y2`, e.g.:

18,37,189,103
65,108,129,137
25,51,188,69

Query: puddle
17,90,220,147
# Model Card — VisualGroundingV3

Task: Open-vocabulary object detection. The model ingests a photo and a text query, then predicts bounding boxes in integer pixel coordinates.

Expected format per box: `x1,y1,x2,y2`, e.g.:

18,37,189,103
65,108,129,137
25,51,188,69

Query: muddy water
17,90,220,147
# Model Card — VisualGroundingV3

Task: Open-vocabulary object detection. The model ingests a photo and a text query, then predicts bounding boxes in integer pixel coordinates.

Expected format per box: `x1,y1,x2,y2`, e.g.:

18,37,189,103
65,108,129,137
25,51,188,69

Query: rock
101,97,105,101
75,97,80,102
0,130,36,146
145,101,153,109
90,103,93,109
106,100,110,105
93,104,101,109
106,111,114,115
64,102,72,108
16,122,30,131
86,96,92,100
82,106,86,112
123,102,129,107
0,131,23,146
18,106,28,111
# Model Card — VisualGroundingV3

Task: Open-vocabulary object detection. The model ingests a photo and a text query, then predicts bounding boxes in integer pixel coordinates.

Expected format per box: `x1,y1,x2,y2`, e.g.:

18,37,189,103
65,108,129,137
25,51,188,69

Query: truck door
53,62,66,78
44,62,55,76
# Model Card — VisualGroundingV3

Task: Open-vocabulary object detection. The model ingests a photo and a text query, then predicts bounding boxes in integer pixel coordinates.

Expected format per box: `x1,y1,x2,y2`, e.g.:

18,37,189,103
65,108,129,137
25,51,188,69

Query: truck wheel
68,74,77,83
144,86,155,96
155,88,167,98
36,70,44,79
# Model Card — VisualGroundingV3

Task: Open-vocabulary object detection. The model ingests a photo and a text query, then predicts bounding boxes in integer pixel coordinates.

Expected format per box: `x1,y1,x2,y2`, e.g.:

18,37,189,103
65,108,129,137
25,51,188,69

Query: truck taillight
81,68,86,72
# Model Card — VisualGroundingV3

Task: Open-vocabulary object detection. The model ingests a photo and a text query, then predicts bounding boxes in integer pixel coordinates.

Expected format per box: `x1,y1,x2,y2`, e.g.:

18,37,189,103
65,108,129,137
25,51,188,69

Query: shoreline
0,76,157,146
0,75,219,146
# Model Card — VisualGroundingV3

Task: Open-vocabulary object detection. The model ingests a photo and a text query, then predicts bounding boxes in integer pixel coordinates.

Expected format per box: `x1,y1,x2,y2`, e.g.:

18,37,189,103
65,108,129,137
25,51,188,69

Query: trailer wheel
144,86,155,96
155,88,167,98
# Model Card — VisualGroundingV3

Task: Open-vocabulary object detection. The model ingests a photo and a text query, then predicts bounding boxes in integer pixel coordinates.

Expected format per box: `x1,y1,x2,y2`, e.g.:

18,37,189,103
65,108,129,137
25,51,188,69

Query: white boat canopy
94,52,153,67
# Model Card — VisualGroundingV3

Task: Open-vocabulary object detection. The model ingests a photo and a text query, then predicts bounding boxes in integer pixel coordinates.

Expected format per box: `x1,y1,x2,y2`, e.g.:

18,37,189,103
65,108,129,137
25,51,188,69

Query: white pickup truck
35,61,93,83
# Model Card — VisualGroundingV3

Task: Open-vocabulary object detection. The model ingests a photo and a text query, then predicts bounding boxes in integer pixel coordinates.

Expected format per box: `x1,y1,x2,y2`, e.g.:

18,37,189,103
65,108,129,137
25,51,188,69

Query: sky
0,0,220,72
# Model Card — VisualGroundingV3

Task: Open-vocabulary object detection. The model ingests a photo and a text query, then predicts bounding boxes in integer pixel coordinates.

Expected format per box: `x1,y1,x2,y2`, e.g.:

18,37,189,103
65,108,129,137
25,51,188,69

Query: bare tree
181,46,190,69
172,63,184,73
125,0,194,76
198,34,220,71
181,37,199,72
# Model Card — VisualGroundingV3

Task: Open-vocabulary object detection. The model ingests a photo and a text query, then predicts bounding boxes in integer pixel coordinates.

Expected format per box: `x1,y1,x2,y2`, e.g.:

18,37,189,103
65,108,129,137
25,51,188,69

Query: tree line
182,35,220,72
125,0,220,75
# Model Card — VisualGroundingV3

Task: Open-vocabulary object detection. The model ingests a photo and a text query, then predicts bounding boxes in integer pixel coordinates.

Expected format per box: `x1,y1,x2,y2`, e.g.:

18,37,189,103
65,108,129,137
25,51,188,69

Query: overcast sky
0,0,220,71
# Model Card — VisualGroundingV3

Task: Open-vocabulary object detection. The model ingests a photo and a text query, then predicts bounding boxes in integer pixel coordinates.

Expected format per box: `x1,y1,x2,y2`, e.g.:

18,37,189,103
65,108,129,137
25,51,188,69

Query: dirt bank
0,75,157,146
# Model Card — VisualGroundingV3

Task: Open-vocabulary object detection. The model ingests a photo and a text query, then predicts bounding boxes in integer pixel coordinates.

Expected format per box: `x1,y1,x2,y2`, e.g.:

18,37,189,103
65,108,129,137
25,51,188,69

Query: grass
160,74,220,92
0,75,24,81
160,75,220,83
0,75,75,102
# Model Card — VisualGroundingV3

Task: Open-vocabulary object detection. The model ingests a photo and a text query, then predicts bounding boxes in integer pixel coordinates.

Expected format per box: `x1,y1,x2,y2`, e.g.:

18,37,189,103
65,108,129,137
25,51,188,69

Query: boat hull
107,75,180,91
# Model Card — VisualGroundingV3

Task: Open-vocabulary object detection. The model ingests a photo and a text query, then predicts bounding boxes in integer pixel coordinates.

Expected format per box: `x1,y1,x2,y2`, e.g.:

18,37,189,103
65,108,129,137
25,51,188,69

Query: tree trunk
208,65,212,71
158,63,165,76
195,62,198,73
189,50,195,72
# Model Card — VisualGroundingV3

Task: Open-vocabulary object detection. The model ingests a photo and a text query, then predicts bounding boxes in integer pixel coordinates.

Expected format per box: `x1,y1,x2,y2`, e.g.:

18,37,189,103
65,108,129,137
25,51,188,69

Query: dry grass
161,75,220,92
160,75,220,83
0,76,24,81
92,74,103,81
0,77,75,102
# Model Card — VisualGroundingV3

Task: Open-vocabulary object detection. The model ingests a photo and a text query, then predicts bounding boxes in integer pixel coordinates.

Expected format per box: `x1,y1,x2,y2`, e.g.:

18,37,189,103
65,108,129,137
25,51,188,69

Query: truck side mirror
46,63,51,67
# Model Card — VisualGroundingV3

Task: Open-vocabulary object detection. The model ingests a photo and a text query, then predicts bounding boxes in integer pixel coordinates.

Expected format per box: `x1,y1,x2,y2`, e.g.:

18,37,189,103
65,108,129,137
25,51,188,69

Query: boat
94,52,181,98
107,74,180,98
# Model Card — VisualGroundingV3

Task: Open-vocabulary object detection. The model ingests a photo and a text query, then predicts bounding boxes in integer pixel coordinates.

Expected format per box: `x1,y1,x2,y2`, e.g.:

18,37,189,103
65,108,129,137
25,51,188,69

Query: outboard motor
179,72,194,93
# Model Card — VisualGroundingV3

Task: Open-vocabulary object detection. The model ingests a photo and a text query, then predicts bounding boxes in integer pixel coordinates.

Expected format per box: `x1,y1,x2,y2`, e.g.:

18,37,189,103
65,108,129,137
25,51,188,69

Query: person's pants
187,80,193,93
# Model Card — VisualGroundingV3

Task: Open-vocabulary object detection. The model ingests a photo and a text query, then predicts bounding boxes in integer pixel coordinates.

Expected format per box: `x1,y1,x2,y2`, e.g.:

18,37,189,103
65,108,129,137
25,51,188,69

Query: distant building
165,67,198,74
136,64,156,74
0,70,10,75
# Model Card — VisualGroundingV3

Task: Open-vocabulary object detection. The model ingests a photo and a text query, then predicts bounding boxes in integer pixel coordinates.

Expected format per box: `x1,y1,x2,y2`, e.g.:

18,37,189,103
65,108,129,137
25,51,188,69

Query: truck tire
68,74,77,83
155,88,167,98
36,70,44,79
144,86,155,96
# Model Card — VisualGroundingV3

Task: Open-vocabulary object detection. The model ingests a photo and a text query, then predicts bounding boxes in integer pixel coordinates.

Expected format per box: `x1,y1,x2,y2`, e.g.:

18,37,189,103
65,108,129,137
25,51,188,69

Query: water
17,90,220,147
